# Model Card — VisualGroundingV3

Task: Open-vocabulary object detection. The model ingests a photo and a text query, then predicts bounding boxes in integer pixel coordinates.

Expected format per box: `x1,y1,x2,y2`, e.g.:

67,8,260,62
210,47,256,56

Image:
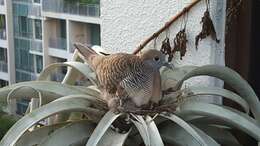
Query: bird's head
140,49,174,70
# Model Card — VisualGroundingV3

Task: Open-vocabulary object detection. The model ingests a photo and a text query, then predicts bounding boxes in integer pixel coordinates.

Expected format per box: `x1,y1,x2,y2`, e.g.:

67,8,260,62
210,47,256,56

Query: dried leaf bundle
195,9,220,49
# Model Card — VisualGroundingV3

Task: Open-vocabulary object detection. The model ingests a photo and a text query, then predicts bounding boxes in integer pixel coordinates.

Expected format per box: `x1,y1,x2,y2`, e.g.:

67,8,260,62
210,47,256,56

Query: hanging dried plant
171,10,189,60
173,28,188,60
195,1,219,49
160,9,189,61
160,37,172,62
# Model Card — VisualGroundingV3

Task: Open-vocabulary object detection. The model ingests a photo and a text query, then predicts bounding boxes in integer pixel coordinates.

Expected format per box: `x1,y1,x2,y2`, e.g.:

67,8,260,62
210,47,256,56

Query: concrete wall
101,0,226,91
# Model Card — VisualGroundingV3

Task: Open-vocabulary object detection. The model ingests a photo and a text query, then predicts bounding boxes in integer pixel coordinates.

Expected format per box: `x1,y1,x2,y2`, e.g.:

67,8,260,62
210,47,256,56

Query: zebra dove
74,43,173,111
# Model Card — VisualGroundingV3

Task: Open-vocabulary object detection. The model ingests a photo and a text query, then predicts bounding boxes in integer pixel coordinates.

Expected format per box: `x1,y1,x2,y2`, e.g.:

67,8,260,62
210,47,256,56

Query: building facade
0,0,15,87
0,0,100,85
0,0,101,115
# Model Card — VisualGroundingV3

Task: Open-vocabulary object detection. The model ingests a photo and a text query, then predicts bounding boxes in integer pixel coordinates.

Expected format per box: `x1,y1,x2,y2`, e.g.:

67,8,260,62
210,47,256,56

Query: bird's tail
74,43,98,64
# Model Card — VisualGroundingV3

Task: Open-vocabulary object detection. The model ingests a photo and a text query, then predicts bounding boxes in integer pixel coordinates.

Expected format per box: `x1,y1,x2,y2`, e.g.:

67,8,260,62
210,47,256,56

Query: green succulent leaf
173,65,260,120
38,62,98,86
15,122,71,146
0,81,100,107
97,128,131,146
39,120,95,146
145,116,164,146
189,124,220,146
159,120,219,146
160,113,207,146
1,57,260,146
0,97,102,146
193,124,242,146
188,86,249,113
86,110,122,146
177,101,260,141
131,114,152,146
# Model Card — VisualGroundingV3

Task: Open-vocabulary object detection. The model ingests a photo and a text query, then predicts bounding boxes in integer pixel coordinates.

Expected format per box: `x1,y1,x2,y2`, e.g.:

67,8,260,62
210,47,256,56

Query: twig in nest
195,9,220,49
173,28,188,60
117,103,177,115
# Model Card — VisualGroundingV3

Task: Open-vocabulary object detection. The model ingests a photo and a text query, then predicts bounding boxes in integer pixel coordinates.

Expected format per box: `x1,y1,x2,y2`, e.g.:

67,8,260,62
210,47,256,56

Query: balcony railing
49,37,67,50
43,0,100,17
15,31,33,38
30,40,42,53
13,0,32,3
28,4,41,17
0,61,8,73
16,69,37,82
0,29,6,40
0,0,4,5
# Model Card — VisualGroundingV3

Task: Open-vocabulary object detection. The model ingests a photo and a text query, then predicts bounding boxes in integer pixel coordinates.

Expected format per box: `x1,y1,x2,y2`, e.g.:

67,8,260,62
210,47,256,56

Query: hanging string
153,37,158,50
205,0,210,10
165,28,170,39
183,8,189,30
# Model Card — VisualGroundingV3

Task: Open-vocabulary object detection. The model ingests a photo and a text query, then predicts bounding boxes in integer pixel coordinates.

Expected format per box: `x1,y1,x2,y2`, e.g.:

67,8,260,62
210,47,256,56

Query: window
16,99,30,115
60,20,66,38
34,0,41,3
0,15,6,29
34,19,42,39
36,55,43,73
17,16,33,38
13,4,28,17
90,24,100,45
0,48,7,72
20,17,27,33
14,39,34,72
0,47,7,62
0,80,8,87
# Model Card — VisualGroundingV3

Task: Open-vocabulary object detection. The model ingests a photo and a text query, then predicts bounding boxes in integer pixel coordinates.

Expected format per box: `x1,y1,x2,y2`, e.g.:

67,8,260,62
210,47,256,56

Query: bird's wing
119,66,154,107
95,54,140,93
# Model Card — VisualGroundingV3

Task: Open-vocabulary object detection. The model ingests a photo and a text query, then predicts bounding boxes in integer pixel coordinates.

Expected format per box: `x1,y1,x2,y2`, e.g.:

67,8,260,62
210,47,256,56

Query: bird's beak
163,62,174,70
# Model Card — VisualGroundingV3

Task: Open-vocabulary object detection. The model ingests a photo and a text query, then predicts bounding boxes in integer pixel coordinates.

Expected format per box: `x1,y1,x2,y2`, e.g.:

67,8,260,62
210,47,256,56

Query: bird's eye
154,56,160,61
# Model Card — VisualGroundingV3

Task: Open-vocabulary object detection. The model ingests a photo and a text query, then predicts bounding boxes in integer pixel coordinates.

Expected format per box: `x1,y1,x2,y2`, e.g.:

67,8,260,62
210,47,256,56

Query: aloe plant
0,50,259,146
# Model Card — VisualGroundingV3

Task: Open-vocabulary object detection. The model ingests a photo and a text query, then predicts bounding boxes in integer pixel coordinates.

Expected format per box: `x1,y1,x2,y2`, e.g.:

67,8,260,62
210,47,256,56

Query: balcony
0,61,7,73
0,29,6,40
42,0,100,17
13,2,41,18
49,37,67,50
30,40,42,53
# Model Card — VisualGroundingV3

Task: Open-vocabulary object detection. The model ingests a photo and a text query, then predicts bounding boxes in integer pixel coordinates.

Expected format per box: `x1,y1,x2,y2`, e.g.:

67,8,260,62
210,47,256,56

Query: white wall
101,0,226,91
